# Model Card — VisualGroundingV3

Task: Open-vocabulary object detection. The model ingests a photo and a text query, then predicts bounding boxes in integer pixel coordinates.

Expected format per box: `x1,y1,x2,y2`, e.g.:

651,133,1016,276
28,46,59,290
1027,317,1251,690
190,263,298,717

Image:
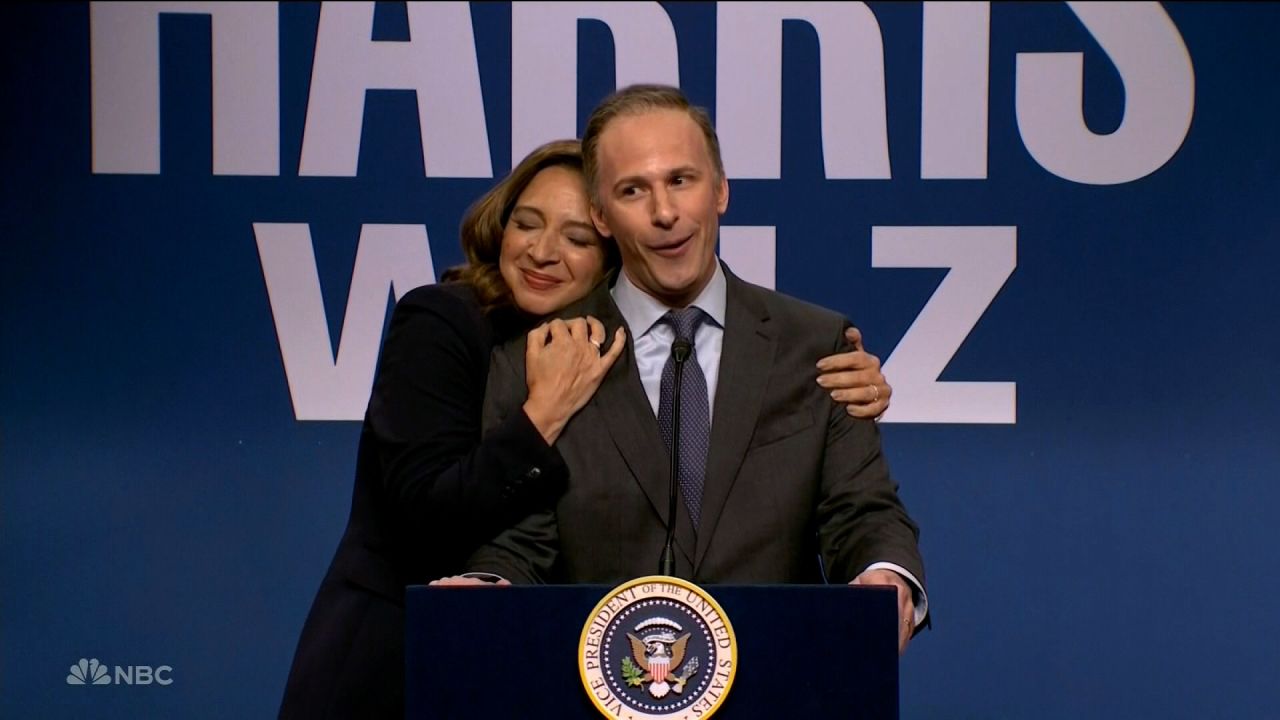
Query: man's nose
650,187,678,229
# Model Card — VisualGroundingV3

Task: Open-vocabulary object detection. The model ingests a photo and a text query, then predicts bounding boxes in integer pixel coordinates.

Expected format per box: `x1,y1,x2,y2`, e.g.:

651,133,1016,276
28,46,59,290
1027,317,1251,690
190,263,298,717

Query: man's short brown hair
581,84,725,206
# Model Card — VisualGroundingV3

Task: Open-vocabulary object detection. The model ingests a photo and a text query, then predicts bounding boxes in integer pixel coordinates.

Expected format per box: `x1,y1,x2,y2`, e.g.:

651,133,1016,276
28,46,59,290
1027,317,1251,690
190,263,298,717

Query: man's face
590,109,729,308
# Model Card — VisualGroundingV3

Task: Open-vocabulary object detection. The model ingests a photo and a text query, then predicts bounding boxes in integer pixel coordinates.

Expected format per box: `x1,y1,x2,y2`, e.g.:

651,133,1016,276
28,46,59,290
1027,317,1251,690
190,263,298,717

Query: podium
406,584,898,718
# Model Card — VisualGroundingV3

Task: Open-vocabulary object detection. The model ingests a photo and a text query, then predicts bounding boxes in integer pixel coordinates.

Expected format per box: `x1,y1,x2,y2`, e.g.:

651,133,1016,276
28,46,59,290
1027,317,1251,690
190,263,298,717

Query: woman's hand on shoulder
523,316,626,444
816,326,892,420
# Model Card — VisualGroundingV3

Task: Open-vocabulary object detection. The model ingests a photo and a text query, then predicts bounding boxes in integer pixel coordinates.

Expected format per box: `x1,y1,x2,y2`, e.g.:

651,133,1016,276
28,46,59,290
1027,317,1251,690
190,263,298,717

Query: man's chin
648,279,704,306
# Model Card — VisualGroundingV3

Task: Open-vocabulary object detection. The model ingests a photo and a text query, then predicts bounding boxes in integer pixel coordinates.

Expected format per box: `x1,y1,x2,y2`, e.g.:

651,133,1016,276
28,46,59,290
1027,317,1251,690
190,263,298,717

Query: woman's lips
521,268,561,291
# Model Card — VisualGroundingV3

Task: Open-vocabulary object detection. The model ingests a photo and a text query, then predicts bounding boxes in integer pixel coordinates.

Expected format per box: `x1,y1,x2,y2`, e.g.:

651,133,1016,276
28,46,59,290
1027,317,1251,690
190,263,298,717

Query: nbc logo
65,658,173,686
66,658,110,685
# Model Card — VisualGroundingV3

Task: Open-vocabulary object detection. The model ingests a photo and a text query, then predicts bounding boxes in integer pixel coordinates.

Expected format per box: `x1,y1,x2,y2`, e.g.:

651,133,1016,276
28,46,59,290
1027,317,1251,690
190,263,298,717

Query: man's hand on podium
851,568,914,655
428,575,512,586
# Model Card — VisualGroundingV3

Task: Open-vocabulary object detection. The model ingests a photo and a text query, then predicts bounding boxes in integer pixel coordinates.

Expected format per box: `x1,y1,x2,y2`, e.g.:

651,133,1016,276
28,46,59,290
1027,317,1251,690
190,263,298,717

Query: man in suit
468,84,928,652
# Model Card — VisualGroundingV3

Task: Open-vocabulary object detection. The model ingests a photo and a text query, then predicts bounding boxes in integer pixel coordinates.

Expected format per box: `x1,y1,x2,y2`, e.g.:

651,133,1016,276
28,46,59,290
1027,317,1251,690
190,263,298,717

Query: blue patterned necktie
656,307,711,529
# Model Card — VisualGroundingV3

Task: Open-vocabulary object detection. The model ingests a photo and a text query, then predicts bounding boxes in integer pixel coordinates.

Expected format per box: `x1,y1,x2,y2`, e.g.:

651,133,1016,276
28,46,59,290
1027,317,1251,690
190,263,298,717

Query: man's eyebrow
610,165,700,190
612,173,648,189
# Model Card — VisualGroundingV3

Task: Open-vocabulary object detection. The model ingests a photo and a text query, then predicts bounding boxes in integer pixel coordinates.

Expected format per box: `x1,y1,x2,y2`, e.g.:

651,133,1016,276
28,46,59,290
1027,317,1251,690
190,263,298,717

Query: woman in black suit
279,139,893,718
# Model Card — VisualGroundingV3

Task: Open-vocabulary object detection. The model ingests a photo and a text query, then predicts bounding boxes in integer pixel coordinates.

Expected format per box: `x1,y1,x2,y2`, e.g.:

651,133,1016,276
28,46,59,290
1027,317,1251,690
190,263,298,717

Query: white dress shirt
611,265,726,419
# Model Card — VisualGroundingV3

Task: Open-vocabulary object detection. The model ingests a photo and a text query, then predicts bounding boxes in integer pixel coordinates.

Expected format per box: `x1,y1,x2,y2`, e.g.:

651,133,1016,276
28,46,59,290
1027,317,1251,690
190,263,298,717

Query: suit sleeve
461,339,561,584
815,321,927,608
365,291,567,567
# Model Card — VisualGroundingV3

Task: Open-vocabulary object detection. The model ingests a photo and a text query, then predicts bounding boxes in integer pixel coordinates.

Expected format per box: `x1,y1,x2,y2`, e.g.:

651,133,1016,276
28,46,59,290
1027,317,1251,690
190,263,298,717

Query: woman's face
499,165,607,316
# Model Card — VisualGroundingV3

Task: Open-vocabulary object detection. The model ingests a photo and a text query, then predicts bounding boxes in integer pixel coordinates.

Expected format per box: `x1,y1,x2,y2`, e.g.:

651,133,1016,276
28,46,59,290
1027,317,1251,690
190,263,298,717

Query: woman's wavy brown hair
442,139,617,313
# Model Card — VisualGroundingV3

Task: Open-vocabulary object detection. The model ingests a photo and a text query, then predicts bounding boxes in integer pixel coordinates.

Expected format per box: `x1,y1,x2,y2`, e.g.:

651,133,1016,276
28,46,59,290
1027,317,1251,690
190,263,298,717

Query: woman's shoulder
386,282,490,346
396,281,484,317
392,281,530,347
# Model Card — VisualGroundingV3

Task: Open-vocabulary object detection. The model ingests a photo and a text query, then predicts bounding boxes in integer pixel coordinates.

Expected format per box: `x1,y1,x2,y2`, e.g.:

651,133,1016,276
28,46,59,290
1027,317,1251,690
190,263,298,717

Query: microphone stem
660,351,686,577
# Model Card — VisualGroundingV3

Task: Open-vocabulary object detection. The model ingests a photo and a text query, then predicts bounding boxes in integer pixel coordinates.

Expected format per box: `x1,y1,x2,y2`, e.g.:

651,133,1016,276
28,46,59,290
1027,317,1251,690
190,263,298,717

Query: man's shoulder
555,274,620,321
730,274,848,338
495,276,620,354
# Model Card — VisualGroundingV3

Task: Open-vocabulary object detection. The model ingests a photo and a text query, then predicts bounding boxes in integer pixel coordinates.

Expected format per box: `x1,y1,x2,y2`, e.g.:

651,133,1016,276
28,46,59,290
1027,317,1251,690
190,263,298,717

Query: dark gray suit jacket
469,265,925,603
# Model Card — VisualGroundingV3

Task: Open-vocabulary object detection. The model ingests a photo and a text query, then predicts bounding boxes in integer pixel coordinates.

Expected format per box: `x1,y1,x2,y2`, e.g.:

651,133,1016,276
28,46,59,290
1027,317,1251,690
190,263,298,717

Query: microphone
659,339,692,576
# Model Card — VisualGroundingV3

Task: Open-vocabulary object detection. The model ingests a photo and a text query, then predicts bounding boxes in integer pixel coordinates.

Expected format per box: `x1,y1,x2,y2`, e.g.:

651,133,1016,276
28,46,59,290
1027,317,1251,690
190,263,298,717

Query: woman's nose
527,229,559,264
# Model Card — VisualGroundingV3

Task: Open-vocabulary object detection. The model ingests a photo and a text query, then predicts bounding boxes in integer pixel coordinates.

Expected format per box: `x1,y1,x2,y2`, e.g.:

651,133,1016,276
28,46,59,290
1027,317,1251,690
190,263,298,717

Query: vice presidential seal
579,576,737,719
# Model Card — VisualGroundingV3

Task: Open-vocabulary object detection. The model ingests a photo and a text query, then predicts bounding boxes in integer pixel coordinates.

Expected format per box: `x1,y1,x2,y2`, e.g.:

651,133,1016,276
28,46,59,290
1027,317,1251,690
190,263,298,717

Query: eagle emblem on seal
622,618,700,698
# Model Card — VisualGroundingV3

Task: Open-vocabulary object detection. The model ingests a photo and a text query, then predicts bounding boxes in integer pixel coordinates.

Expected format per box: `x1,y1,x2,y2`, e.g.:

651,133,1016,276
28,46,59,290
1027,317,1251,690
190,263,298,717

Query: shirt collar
611,262,727,337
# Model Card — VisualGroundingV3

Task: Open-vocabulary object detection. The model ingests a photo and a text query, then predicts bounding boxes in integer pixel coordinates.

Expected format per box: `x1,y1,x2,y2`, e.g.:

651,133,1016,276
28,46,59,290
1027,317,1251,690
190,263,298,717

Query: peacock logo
66,658,111,685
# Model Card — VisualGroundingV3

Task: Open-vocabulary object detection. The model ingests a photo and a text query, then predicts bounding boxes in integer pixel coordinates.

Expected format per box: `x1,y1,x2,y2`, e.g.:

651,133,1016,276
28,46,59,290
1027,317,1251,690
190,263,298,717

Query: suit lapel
695,269,774,571
573,280,697,569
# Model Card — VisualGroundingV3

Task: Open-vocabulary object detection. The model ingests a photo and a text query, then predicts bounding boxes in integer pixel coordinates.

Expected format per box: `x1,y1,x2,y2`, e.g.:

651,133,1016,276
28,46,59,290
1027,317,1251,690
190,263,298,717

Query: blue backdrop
3,2,1278,718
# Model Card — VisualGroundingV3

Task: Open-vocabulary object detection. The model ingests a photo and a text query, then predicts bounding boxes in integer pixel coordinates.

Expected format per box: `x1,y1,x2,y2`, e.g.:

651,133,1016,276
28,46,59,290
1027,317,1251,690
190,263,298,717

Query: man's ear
591,203,613,238
715,174,730,215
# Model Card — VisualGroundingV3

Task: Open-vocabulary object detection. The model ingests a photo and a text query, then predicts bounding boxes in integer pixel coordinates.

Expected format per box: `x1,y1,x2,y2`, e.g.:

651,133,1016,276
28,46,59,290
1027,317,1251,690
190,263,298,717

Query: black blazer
469,266,926,599
279,283,565,719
